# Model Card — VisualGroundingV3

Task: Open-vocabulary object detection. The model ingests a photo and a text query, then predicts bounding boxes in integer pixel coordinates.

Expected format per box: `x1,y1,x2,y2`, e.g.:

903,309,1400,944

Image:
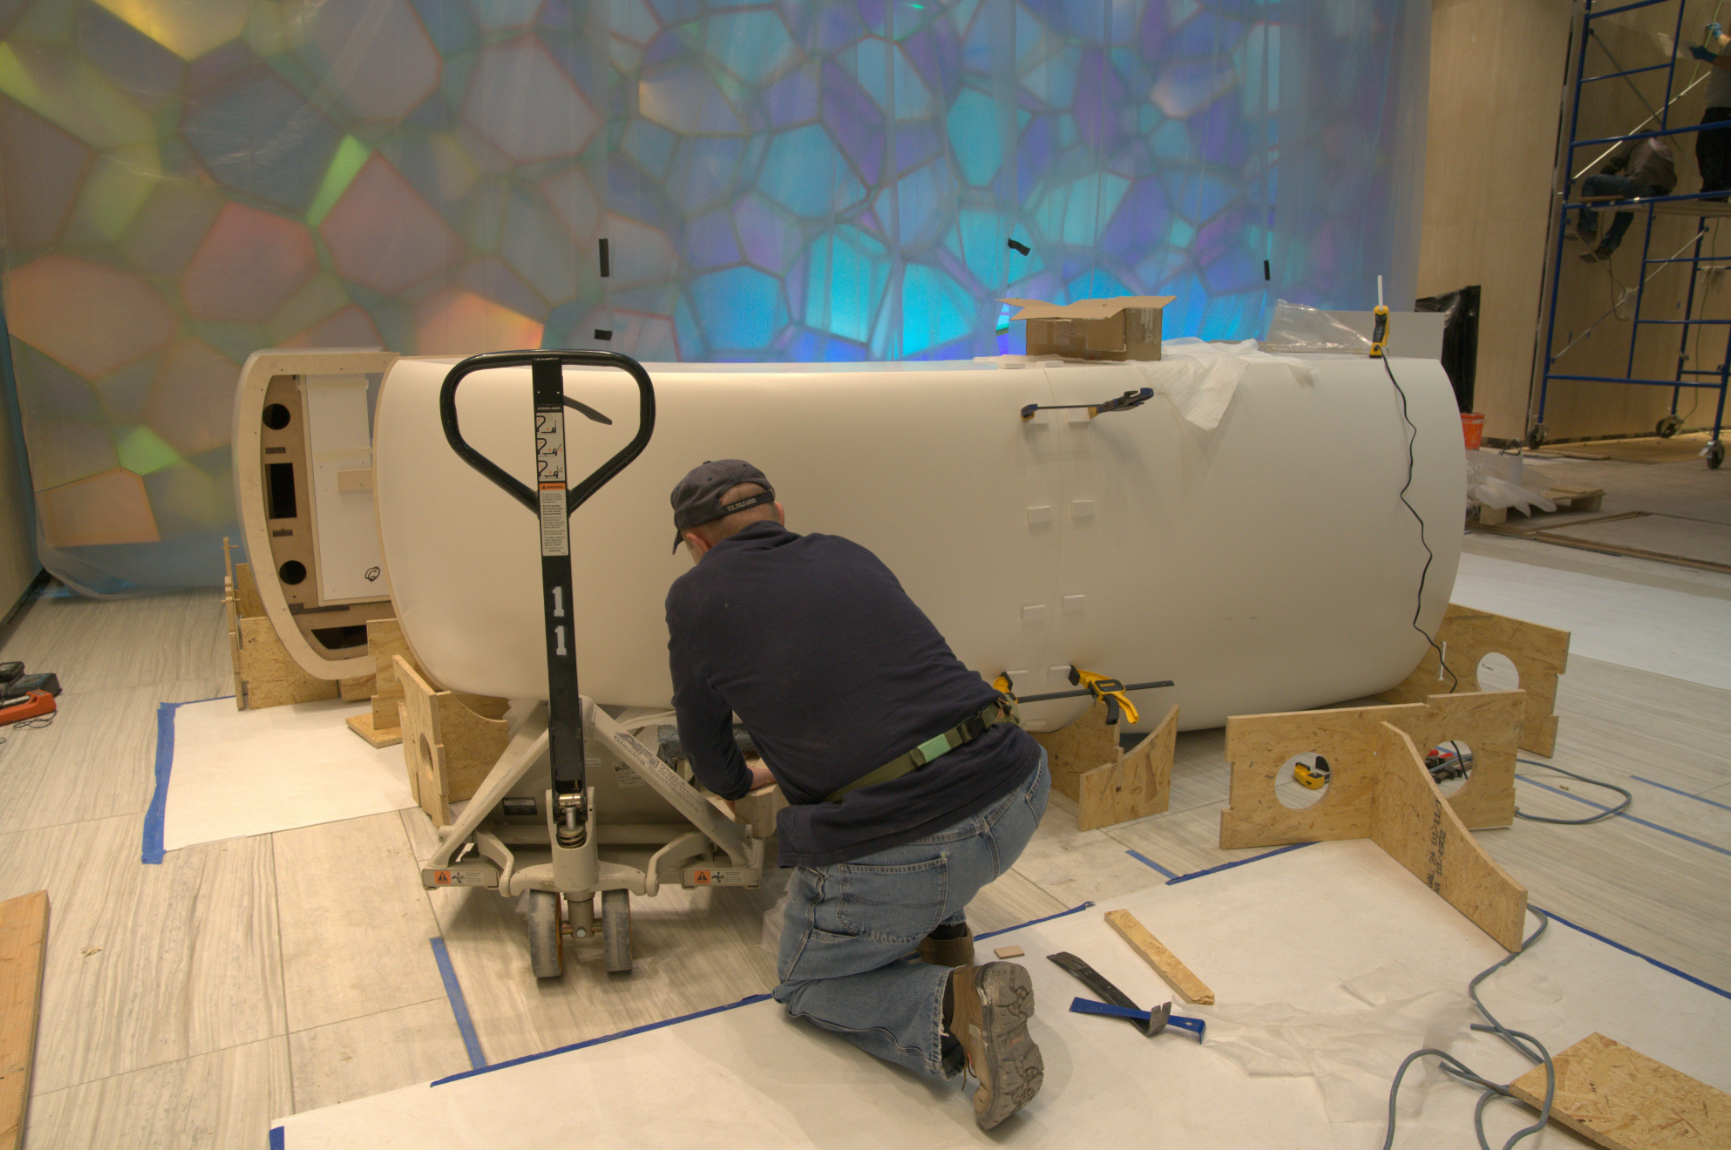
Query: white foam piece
1453,551,1731,690
272,839,1730,1148
160,697,413,851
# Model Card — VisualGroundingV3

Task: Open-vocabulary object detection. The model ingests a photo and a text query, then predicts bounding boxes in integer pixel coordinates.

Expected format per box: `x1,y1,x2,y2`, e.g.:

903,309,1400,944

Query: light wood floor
2,531,1728,1147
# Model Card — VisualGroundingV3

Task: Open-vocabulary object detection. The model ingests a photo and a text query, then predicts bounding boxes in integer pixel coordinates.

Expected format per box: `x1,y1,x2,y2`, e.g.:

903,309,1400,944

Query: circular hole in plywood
278,559,306,585
1276,753,1331,809
1476,652,1519,692
262,402,291,430
1427,740,1473,796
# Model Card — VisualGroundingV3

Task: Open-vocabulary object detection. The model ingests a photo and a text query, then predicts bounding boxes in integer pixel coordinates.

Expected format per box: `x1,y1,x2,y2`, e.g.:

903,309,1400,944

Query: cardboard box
1001,295,1176,361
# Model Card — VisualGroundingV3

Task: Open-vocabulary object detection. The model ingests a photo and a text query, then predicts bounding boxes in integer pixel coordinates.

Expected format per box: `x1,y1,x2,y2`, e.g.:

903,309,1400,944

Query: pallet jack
417,350,763,977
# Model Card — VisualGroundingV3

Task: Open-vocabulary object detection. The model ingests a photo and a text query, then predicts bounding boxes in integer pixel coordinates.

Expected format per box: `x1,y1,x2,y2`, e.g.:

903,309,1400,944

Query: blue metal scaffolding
1537,0,1729,468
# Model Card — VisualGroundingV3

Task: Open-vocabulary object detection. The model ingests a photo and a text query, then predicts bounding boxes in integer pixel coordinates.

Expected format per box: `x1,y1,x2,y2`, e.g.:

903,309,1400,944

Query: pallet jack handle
438,350,657,847
438,349,656,516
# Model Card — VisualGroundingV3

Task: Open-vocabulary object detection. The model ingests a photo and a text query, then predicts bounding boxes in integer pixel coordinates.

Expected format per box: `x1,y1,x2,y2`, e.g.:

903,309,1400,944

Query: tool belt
826,696,1019,803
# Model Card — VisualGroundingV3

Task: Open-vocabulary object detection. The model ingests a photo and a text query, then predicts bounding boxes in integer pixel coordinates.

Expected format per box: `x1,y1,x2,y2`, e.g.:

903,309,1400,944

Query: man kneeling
663,460,1051,1129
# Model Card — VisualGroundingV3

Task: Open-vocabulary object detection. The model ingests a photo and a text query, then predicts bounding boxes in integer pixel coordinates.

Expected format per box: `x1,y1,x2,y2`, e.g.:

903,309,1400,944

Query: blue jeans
1577,174,1665,251
772,752,1050,1080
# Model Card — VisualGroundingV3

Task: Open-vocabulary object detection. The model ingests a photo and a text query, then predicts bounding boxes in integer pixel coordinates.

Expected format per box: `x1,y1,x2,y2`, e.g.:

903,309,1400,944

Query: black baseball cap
670,460,776,552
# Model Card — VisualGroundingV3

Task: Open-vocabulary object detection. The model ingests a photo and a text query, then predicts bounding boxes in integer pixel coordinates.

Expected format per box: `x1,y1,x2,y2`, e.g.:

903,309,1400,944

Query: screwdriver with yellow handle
1369,274,1390,359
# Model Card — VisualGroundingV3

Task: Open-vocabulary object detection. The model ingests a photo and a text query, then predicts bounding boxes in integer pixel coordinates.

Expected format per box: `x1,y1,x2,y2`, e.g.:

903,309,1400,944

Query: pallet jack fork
422,351,763,977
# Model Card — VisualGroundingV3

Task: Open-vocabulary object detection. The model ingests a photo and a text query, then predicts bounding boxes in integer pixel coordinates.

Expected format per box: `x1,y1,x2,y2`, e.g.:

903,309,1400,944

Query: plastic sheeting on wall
0,0,1430,594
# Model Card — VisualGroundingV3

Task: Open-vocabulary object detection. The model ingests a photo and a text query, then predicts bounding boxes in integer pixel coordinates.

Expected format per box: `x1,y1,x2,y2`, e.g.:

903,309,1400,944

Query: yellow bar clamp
1069,666,1139,726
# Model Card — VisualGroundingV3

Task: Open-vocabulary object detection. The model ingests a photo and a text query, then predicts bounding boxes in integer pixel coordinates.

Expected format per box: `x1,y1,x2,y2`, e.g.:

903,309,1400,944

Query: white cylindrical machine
372,355,1463,731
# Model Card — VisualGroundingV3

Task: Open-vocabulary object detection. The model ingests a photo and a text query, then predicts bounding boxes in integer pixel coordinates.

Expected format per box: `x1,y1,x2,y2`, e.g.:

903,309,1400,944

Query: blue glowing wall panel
0,0,1428,591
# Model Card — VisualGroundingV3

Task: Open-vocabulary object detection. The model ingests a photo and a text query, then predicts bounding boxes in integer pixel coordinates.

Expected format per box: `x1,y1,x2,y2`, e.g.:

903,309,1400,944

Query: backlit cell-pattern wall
0,0,1428,593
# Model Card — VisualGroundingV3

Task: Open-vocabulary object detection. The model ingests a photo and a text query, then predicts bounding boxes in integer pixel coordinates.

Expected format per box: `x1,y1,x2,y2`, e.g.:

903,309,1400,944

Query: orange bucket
1460,413,1484,450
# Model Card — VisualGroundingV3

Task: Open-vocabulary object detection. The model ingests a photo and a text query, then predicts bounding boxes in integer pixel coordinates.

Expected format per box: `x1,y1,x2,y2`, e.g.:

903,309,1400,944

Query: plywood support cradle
1371,724,1527,951
1104,909,1214,1004
0,890,49,1150
1379,602,1569,756
1032,702,1179,831
345,617,415,749
1220,690,1525,850
225,539,355,711
1219,697,1528,950
396,656,511,826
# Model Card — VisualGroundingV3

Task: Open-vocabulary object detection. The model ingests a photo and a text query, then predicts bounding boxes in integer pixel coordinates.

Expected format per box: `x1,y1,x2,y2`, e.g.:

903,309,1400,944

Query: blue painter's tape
269,1125,285,1149
140,696,239,865
1535,904,1731,1002
432,992,775,1087
975,900,1094,941
142,702,177,865
1630,776,1731,813
429,938,485,1071
1518,777,1731,858
430,901,1099,1090
1164,841,1315,885
1125,848,1178,880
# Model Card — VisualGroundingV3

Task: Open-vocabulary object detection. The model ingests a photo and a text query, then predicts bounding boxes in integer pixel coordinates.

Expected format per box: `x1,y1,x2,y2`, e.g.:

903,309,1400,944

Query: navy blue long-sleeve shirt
665,520,1040,867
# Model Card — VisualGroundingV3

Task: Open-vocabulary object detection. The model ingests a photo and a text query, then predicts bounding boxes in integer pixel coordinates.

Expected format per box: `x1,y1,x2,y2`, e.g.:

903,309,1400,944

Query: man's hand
1693,43,1719,62
726,760,777,812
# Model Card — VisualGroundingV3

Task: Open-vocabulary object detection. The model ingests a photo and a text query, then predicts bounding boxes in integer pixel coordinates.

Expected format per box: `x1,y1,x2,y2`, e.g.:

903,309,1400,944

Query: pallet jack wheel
1709,440,1726,470
526,890,563,979
1526,423,1548,449
1657,414,1683,438
602,888,631,974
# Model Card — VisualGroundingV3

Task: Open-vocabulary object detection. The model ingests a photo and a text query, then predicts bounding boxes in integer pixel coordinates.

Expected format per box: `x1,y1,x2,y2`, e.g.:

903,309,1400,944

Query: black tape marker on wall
1263,259,1270,281
1007,238,1030,255
598,237,611,278
593,329,613,341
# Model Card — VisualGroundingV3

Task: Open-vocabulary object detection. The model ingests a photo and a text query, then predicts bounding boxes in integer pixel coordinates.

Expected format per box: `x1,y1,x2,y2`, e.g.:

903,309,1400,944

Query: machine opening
267,462,297,519
309,624,369,650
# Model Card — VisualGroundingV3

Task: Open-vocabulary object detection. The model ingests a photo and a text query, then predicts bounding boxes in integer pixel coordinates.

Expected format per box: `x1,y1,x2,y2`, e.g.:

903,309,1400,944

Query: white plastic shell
372,355,1463,731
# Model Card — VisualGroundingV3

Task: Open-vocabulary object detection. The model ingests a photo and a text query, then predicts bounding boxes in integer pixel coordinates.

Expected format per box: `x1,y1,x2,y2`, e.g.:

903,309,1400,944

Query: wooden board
1220,703,1397,849
366,618,415,731
1104,908,1214,1005
225,539,344,710
730,781,788,841
345,710,403,749
1379,602,1569,756
1219,690,1524,849
1031,700,1119,785
1075,705,1177,831
396,656,510,827
1032,701,1177,831
1385,690,1523,831
0,890,49,1150
1370,723,1527,952
1508,1032,1731,1150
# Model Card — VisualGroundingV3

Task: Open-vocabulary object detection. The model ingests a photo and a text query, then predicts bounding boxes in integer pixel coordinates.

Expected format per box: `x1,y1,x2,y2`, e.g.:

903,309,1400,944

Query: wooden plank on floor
1,890,49,1150
1103,908,1214,1004
1508,1032,1731,1150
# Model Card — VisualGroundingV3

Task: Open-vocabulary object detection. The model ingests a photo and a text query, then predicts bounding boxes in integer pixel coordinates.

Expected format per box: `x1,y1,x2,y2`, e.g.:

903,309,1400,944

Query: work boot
949,962,1042,1129
918,921,974,966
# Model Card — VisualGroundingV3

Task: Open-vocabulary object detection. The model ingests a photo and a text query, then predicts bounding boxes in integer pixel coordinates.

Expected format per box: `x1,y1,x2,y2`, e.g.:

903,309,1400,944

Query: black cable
1514,757,1633,825
1380,355,1459,692
1380,911,1556,1150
